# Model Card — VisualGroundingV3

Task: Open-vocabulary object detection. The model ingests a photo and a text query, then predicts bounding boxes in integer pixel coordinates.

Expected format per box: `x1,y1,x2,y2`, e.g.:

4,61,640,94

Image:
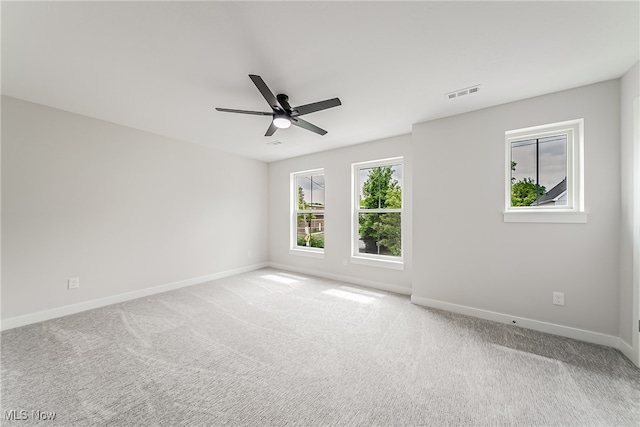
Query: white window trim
351,157,404,269
289,247,325,258
290,168,325,258
350,255,405,270
504,119,586,223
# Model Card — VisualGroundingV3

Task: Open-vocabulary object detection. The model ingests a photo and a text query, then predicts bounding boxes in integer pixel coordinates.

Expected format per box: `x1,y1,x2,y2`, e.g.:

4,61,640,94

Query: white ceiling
2,1,639,163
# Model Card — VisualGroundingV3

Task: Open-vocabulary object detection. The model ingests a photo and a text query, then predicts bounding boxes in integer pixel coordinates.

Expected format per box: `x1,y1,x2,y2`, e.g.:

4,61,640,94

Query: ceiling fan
216,74,341,137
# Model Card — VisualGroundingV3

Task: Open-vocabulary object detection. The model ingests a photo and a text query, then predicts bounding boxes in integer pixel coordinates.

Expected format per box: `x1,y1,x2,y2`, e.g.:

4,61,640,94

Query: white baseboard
0,263,269,331
410,295,621,349
268,262,412,296
5,263,634,365
617,337,634,361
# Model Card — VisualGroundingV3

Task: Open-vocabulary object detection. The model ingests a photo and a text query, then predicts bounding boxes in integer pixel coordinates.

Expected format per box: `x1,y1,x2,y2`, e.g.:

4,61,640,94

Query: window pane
511,135,567,207
296,175,325,210
511,139,538,207
296,212,324,248
357,213,401,256
358,165,403,209
538,135,567,206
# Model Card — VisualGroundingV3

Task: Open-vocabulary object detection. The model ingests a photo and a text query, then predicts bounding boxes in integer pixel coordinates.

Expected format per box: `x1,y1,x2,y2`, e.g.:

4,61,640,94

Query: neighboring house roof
536,177,567,205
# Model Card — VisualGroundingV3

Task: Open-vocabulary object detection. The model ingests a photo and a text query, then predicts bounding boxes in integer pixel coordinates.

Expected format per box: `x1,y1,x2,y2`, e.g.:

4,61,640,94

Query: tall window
352,158,403,268
504,119,585,223
291,169,325,255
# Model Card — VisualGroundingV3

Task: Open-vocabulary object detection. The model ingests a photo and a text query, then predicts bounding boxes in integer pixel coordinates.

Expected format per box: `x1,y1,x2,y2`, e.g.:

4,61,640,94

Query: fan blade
291,117,327,135
215,108,272,116
249,74,280,110
265,121,277,137
292,98,341,116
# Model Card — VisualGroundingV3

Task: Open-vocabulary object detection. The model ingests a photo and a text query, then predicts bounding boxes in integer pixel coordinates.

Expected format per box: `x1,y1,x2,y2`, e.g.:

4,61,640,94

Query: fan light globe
273,116,291,129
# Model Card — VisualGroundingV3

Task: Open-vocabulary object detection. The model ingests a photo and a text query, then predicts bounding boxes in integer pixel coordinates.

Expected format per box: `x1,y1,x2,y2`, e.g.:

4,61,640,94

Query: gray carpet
1,268,639,426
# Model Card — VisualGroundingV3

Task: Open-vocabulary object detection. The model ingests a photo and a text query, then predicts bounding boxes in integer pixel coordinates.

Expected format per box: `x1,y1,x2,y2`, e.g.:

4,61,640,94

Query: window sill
350,256,404,270
289,248,324,259
503,210,588,223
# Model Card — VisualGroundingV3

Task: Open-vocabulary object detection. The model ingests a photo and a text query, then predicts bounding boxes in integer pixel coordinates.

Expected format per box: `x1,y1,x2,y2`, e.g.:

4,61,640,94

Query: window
291,169,325,257
352,158,404,269
504,119,585,223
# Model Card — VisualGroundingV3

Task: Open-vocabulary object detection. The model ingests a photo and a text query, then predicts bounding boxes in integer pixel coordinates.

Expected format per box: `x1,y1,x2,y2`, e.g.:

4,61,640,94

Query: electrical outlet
247,250,252,258
553,292,564,306
68,277,80,290
342,259,348,266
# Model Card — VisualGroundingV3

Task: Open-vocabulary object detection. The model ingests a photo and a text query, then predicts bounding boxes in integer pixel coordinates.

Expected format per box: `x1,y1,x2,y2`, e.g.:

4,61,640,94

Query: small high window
504,119,586,223
291,169,325,257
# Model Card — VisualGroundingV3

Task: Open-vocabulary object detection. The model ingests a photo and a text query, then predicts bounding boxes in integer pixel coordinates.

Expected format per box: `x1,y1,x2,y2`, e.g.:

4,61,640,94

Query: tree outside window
355,161,402,258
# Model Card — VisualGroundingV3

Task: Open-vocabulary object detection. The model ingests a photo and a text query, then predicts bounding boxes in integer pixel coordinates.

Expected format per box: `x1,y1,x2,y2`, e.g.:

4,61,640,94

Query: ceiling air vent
446,84,480,100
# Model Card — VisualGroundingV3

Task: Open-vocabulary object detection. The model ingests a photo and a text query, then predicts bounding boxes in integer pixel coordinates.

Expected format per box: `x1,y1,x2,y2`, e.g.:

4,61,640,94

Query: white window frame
351,157,404,270
504,119,587,223
290,168,325,258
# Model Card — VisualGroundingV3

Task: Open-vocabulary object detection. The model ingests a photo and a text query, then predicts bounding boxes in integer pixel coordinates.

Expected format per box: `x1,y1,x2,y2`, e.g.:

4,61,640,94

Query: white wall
619,61,640,360
268,134,412,294
1,96,268,321
4,76,634,358
412,80,621,337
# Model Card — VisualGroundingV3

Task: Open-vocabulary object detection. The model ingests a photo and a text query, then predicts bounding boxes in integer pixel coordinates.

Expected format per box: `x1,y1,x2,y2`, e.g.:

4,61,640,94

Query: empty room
2,1,639,426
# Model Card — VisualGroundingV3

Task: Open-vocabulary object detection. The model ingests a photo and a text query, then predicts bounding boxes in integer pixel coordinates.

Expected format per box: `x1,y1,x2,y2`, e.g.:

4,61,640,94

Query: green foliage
360,167,401,209
297,233,324,248
511,177,546,206
298,186,308,210
358,167,402,256
510,162,546,206
377,213,401,256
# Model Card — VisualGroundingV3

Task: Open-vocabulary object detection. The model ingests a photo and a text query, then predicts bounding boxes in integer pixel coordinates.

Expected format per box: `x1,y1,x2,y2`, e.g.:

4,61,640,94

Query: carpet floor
1,268,639,426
